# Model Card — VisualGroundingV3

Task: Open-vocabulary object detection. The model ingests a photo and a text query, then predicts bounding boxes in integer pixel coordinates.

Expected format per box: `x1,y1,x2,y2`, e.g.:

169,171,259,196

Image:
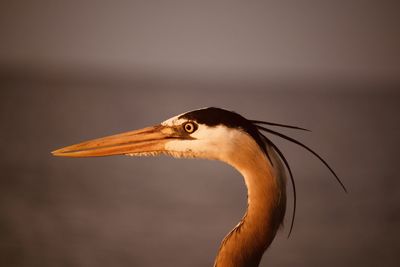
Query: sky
0,1,399,85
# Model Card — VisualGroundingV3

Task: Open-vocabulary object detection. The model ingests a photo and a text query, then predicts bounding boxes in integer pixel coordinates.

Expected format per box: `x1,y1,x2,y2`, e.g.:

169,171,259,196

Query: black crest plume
251,119,347,236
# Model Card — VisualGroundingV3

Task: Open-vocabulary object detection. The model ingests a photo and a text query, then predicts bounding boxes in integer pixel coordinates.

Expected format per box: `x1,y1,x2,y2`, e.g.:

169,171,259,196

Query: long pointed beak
52,125,176,158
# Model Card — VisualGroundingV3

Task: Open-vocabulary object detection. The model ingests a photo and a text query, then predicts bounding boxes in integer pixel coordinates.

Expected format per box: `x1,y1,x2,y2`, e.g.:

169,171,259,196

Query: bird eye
183,122,197,133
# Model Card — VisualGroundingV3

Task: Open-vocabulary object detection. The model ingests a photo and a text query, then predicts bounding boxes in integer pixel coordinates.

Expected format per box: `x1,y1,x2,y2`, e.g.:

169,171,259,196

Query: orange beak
52,125,178,158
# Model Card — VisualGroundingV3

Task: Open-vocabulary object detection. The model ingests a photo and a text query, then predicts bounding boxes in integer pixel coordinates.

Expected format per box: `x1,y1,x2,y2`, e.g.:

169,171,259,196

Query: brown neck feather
214,135,286,267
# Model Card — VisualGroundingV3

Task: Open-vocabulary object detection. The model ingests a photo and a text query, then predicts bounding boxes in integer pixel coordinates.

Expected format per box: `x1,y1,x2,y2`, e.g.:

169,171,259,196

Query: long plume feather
256,125,347,193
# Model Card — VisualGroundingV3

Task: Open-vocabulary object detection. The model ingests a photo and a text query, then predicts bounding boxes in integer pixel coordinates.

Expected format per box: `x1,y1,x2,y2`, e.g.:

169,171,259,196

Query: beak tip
51,148,64,157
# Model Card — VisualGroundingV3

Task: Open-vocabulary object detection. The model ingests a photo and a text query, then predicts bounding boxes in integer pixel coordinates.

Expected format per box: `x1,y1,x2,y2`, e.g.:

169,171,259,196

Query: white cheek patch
191,124,236,143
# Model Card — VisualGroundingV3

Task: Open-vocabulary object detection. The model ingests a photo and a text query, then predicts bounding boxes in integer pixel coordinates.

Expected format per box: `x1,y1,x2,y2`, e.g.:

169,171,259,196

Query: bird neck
214,139,286,267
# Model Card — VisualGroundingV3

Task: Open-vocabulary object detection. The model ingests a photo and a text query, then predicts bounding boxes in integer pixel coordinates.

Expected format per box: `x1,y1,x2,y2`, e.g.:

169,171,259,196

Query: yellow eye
183,122,197,133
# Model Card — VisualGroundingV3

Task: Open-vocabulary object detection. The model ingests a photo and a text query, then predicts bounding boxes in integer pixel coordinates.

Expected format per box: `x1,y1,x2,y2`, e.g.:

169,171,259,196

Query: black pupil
185,123,193,132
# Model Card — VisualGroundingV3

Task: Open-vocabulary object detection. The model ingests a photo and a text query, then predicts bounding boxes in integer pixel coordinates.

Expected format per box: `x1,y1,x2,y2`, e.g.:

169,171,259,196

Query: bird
52,107,346,267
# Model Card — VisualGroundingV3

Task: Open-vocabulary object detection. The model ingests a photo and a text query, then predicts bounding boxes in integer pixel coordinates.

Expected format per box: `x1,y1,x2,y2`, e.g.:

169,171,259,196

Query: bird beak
52,125,177,158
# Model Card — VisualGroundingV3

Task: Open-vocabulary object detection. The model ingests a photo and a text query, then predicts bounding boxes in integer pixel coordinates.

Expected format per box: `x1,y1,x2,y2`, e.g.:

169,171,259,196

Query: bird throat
214,141,286,267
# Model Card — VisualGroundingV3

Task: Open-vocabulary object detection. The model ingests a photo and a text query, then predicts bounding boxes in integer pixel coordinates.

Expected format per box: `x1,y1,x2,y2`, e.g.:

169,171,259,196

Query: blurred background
1,1,399,266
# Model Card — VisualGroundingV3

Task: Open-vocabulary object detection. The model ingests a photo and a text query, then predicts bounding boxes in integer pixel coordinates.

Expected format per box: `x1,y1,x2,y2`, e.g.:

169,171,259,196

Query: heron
52,107,346,267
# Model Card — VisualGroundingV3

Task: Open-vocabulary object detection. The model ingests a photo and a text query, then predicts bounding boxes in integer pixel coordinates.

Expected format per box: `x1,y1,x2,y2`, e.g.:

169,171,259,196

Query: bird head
51,107,265,163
